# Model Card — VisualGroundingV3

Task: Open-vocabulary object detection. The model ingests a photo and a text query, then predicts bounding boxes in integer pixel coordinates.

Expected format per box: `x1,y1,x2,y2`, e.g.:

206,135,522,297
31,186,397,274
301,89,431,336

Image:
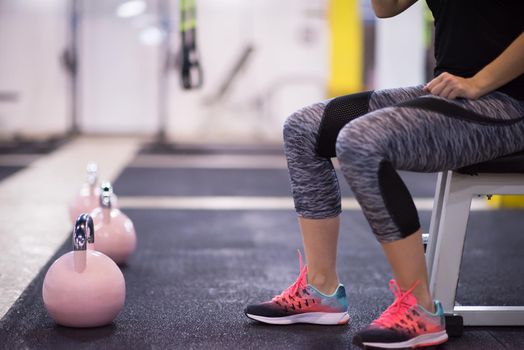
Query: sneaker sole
362,330,448,349
245,311,350,325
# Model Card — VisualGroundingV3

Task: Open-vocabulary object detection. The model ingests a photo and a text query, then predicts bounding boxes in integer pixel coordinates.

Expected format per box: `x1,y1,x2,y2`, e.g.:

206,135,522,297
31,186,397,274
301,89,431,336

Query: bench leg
428,171,473,312
426,171,448,276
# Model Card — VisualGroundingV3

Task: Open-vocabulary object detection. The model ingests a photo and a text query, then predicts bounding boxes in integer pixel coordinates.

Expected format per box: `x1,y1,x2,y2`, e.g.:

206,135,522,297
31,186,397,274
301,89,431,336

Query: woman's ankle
413,288,435,313
307,273,340,295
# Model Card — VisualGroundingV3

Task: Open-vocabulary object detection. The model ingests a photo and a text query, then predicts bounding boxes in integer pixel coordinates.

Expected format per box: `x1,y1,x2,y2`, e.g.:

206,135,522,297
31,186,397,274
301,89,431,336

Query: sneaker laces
272,250,308,306
372,279,420,328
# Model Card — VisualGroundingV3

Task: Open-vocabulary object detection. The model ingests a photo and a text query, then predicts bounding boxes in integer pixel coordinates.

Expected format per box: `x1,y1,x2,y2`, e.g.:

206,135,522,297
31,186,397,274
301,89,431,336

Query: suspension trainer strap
180,0,203,89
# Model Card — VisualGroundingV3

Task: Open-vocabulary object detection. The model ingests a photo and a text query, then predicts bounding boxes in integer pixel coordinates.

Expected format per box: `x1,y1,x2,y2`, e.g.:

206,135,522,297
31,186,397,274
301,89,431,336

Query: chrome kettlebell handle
100,181,113,209
73,213,95,251
86,163,98,187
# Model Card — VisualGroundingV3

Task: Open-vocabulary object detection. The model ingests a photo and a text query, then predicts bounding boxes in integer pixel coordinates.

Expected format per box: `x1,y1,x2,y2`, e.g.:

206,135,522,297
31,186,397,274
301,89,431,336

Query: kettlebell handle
86,163,98,187
73,213,94,250
72,214,94,272
100,181,113,209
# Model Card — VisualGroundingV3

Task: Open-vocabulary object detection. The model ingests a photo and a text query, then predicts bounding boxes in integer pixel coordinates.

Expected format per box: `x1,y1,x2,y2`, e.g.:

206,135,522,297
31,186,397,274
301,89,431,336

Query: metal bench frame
426,170,524,326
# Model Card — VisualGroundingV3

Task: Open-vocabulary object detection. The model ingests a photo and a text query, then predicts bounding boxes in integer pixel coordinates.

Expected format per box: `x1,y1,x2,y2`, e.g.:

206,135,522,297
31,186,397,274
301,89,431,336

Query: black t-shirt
426,0,524,100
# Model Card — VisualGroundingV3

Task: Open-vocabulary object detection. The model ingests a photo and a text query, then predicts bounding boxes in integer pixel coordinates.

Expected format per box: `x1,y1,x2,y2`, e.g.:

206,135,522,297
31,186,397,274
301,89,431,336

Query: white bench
425,151,524,330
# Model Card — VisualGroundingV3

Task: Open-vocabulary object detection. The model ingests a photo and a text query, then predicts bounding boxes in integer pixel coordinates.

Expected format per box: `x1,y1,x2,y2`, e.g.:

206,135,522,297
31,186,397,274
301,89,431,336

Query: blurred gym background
2,1,524,348
0,0,434,144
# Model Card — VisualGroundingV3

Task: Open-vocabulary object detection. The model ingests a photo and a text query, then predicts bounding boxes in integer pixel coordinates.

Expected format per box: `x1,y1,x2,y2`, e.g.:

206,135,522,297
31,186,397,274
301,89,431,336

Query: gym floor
1,137,523,349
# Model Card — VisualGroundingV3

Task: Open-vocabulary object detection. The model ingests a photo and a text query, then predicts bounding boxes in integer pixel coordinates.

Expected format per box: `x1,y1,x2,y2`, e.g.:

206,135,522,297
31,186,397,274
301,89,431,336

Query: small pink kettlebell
68,164,119,223
91,182,137,265
42,214,126,328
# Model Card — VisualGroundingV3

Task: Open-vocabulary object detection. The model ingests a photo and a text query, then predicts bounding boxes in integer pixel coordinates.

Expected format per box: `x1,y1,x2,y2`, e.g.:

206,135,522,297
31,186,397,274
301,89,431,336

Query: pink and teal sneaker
244,252,349,325
353,279,448,349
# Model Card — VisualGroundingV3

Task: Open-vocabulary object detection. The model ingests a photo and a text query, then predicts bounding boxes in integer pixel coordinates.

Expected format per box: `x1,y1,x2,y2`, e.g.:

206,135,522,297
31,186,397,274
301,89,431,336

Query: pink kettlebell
68,164,119,223
42,214,126,328
91,182,137,265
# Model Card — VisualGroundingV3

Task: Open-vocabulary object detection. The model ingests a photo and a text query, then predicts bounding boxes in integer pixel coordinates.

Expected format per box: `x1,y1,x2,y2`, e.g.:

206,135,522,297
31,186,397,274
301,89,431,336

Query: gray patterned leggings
283,85,524,242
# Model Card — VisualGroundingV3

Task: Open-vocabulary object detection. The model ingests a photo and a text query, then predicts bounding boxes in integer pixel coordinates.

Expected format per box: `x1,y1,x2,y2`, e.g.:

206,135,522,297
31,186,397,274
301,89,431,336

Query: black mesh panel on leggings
315,91,373,158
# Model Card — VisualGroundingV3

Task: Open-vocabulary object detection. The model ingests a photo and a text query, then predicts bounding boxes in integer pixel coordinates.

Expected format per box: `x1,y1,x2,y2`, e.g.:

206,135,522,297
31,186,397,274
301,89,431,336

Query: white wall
0,0,428,141
165,0,329,142
0,0,69,138
9,0,327,142
79,0,161,134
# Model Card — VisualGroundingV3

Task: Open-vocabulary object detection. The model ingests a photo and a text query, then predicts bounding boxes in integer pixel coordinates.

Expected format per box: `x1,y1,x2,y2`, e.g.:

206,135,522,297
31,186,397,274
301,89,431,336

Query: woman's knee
336,117,421,239
335,120,372,166
283,103,324,150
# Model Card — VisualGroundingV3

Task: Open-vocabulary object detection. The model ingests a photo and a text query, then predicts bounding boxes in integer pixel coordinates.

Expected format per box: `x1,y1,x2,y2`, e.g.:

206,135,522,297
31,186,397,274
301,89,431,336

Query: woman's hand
423,72,482,100
425,33,524,100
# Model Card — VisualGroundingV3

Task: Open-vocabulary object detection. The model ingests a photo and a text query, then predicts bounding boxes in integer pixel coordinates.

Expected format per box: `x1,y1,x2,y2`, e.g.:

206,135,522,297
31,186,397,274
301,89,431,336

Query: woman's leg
283,101,342,294
381,229,433,310
244,101,348,325
244,86,428,325
283,86,427,294
299,216,340,294
335,92,524,337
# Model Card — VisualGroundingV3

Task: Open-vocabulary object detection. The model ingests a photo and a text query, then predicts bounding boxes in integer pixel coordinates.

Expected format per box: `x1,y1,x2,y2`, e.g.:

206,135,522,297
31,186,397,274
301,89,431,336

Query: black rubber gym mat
0,166,24,181
114,168,296,196
1,209,523,349
458,209,524,306
140,142,285,156
113,167,437,198
0,137,69,181
0,136,69,154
